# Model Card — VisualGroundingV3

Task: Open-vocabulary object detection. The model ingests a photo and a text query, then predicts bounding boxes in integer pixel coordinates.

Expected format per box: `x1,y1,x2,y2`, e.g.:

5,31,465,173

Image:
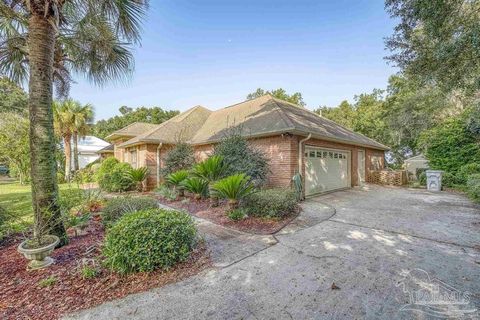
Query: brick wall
113,136,385,192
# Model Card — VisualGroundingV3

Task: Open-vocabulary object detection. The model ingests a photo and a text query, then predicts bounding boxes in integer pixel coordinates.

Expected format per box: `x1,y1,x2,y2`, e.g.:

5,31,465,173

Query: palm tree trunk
28,15,67,246
64,135,72,181
73,131,79,172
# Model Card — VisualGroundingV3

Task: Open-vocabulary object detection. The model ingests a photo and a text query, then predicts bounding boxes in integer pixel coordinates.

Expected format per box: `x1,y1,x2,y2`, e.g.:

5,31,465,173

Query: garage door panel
305,147,350,195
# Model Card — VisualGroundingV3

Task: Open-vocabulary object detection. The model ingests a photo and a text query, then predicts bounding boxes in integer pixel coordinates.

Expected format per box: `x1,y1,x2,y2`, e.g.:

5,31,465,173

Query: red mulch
155,195,299,234
0,220,211,320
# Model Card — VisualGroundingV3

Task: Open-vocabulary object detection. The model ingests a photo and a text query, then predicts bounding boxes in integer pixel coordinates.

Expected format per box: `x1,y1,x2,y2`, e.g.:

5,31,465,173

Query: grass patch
0,180,72,234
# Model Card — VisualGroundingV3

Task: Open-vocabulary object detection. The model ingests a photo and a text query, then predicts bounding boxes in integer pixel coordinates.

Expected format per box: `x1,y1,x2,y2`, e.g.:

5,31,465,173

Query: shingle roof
118,106,211,148
115,95,388,150
105,122,158,140
96,144,114,154
189,95,388,150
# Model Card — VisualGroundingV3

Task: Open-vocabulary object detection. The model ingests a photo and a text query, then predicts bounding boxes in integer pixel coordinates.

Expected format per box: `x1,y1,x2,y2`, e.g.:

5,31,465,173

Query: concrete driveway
67,185,480,320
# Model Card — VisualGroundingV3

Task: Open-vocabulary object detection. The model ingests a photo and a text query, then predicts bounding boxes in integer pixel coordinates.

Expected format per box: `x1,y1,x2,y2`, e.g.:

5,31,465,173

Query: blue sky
70,0,397,121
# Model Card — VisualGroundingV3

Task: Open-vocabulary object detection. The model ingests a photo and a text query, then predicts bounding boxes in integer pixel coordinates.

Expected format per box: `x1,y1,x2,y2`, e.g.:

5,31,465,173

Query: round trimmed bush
103,209,197,273
97,158,134,192
243,188,297,218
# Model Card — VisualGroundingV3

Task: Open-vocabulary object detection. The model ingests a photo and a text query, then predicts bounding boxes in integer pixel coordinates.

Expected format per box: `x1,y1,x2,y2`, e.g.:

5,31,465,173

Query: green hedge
102,209,197,274
466,174,480,203
96,158,134,192
243,189,297,218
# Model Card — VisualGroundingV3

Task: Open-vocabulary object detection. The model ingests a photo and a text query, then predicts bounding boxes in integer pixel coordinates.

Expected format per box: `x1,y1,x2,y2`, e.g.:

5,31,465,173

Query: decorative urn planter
18,235,60,270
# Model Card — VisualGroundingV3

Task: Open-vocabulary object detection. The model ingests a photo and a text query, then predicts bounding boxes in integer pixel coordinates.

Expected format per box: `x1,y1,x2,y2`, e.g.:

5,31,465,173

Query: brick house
105,95,388,196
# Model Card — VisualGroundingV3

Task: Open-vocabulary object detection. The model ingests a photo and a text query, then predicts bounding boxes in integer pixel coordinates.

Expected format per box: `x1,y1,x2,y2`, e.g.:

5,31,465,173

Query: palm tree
53,100,76,182
0,1,148,245
72,102,94,172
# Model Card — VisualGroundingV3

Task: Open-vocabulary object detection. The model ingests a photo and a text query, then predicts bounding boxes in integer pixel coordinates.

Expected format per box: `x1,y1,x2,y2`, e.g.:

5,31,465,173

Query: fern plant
212,174,255,210
166,170,189,197
126,167,149,191
192,156,227,206
181,177,209,200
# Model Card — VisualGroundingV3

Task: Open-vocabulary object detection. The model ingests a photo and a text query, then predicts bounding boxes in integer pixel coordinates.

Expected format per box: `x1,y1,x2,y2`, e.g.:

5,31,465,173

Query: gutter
156,143,163,187
298,133,312,197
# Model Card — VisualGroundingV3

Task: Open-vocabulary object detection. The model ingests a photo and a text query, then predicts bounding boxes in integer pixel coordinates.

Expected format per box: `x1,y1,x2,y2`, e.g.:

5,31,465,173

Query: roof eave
290,130,389,151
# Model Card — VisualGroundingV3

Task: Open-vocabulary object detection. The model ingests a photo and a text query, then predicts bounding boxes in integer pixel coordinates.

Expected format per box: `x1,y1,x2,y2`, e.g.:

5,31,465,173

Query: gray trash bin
426,170,443,191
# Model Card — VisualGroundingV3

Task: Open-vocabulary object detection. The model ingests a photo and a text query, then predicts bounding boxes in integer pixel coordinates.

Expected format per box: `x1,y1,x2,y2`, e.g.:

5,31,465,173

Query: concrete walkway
67,186,480,320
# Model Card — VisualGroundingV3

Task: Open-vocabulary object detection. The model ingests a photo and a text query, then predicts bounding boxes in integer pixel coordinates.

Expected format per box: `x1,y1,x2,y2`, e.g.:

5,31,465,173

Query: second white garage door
305,146,350,196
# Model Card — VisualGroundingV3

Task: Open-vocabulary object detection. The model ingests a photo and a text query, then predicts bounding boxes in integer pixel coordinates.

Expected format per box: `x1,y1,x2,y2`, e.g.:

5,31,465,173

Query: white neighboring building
72,136,110,169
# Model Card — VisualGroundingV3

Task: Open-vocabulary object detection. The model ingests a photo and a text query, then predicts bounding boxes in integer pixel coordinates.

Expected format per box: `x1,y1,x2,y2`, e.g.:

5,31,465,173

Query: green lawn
0,180,71,233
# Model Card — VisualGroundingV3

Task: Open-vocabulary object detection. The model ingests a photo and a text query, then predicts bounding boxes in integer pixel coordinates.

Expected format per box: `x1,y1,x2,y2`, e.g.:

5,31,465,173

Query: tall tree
93,106,179,139
315,100,356,129
0,1,148,245
0,112,30,184
0,77,28,114
385,0,480,96
53,100,76,182
247,88,306,107
72,102,94,171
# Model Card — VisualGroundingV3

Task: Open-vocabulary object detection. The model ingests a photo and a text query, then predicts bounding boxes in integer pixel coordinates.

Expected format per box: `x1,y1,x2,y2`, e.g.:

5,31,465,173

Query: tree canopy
0,77,28,114
93,106,179,139
247,88,306,107
385,0,480,96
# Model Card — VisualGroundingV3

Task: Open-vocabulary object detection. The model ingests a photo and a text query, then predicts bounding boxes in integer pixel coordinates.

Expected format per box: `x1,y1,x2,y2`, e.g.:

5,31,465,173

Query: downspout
156,143,163,188
298,134,312,199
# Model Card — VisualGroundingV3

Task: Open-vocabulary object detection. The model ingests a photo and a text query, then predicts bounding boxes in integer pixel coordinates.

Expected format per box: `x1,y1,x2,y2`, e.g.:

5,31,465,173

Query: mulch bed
0,220,211,320
155,195,299,234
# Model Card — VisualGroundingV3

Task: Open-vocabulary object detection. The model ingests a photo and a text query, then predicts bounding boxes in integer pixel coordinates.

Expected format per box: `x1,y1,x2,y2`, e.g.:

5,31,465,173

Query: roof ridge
270,98,296,129
222,94,272,110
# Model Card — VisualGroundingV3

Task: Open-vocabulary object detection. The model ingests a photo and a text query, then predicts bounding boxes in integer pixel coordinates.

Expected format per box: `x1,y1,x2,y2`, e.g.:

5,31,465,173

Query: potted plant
18,216,60,270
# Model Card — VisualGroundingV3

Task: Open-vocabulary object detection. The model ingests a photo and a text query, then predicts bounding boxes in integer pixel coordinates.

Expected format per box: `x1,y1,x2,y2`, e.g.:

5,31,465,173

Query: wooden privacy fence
367,170,408,186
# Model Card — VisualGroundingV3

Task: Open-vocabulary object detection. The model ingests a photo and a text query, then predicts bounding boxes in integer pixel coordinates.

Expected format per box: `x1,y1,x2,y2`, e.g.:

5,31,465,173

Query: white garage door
305,147,350,195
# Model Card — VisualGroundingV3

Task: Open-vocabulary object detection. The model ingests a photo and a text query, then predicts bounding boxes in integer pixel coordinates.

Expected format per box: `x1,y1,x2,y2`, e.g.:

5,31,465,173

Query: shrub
213,132,269,186
418,114,480,173
101,196,159,227
58,188,86,213
182,177,209,200
243,189,297,218
155,184,178,201
97,158,134,192
126,167,149,191
212,173,255,210
162,143,195,176
466,174,480,203
102,209,197,274
227,208,247,221
457,163,480,185
166,170,189,197
73,167,95,184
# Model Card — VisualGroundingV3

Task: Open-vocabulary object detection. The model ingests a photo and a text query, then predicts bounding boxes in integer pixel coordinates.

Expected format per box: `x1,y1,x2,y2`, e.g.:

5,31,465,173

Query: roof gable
105,122,158,140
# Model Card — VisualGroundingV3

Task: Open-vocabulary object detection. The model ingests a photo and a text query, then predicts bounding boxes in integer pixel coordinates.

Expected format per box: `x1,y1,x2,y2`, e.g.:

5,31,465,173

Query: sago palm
212,174,255,210
182,177,209,200
192,155,227,206
0,0,148,245
166,170,189,197
126,167,149,192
